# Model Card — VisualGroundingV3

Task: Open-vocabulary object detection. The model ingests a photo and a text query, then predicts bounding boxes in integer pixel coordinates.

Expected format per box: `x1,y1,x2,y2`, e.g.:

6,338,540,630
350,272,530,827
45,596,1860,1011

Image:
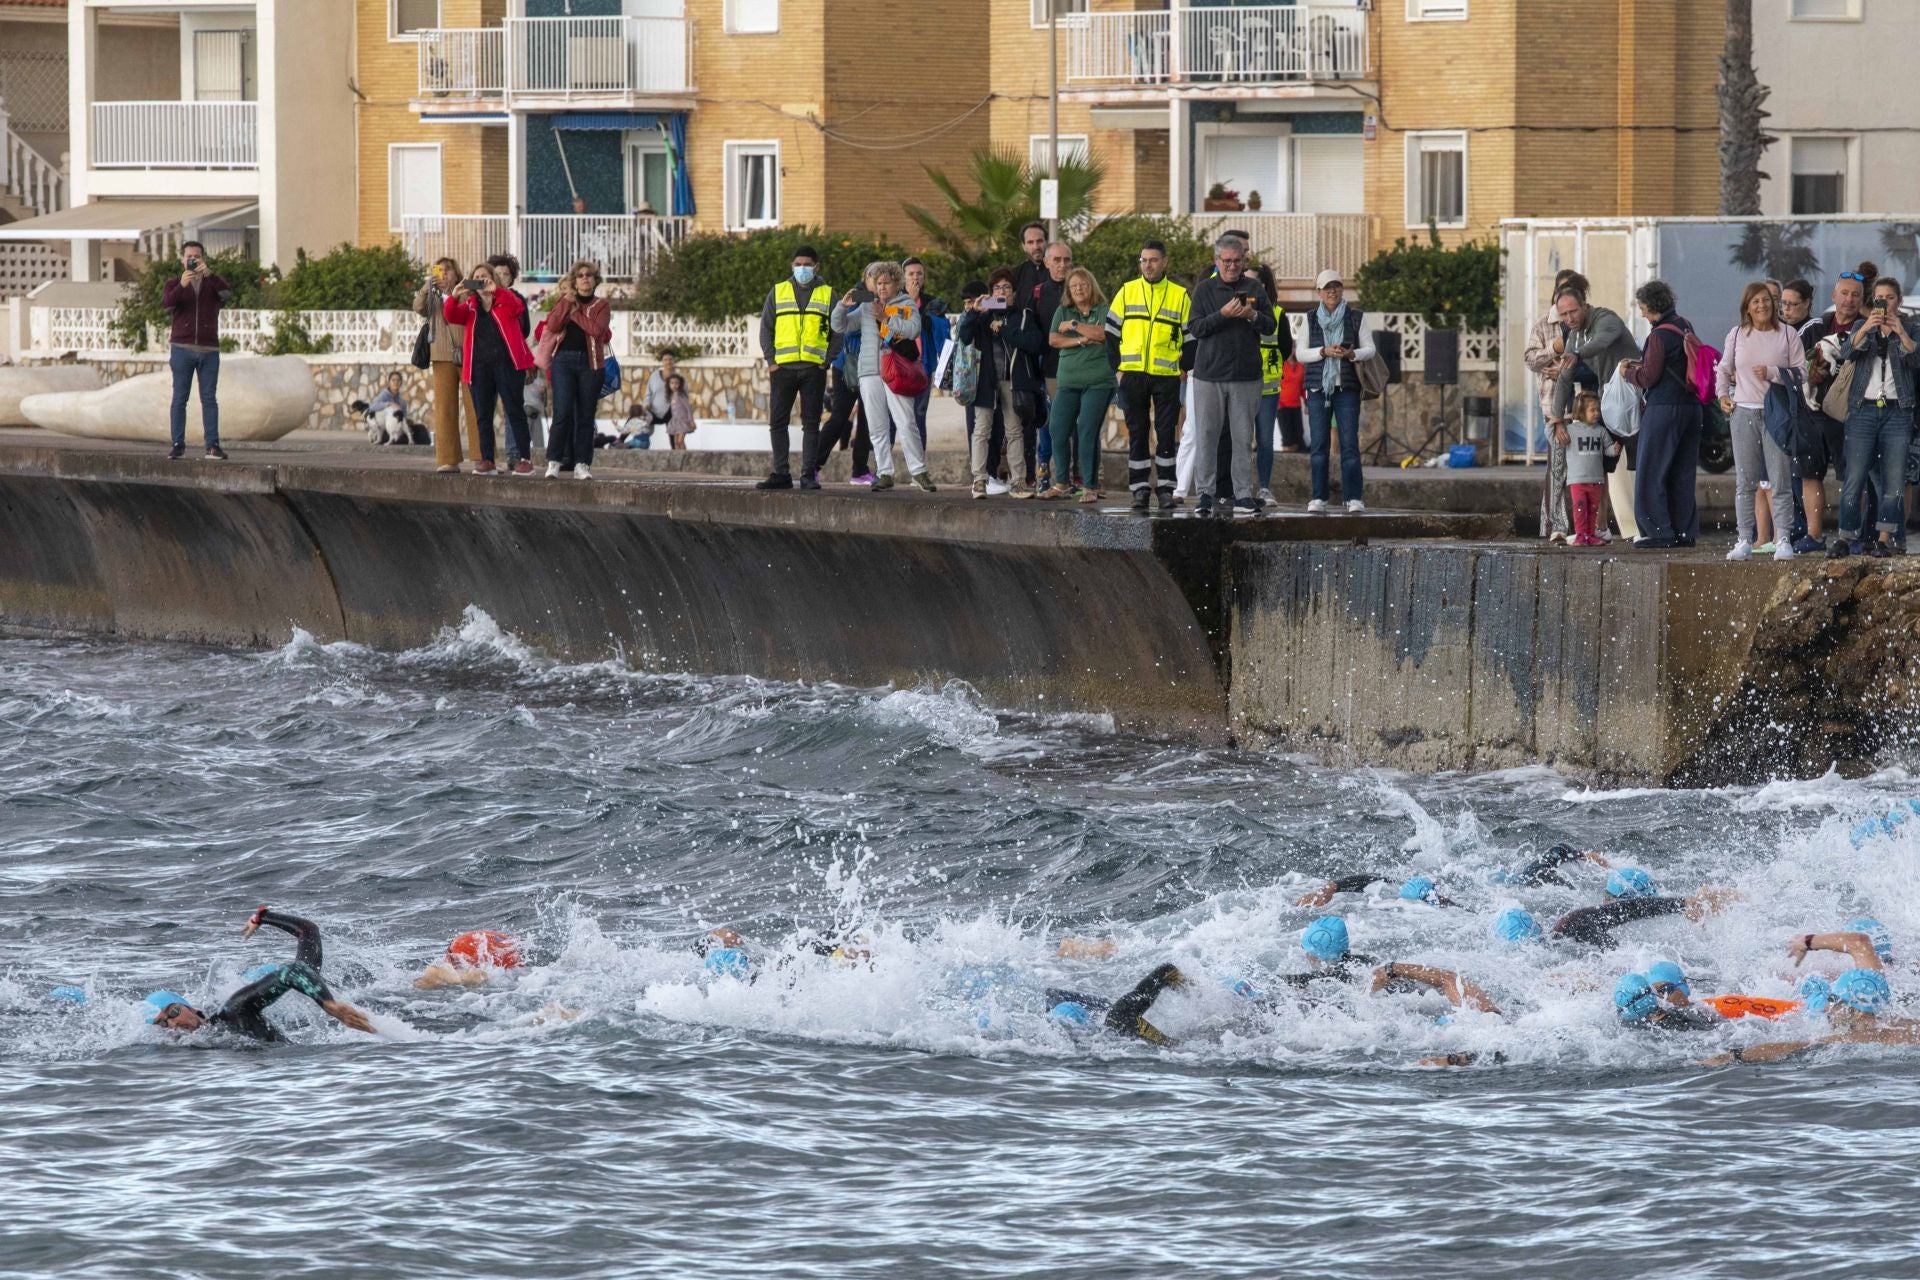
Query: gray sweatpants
1191,377,1260,501
1731,404,1794,543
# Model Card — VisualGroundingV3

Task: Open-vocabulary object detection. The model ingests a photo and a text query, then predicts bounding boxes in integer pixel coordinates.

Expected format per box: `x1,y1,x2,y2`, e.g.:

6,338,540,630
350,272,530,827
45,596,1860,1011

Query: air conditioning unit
567,35,627,91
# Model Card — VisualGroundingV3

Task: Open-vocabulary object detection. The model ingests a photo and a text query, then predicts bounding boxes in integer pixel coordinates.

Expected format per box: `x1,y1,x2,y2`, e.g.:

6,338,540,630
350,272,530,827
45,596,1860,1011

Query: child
1565,391,1616,547
666,372,695,451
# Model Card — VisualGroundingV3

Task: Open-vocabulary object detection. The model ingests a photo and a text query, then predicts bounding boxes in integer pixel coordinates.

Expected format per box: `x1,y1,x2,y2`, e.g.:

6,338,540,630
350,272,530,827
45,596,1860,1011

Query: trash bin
1463,395,1493,443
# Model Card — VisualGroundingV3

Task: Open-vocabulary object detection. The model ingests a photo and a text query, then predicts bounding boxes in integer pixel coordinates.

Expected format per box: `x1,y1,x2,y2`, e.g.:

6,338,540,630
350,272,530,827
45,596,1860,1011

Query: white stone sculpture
0,365,103,427
19,355,315,442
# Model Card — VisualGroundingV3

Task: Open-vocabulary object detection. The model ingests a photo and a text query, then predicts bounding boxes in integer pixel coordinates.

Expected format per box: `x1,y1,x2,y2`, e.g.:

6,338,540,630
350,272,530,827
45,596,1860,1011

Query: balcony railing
92,101,258,169
1186,212,1369,283
415,18,694,100
1068,4,1368,87
417,27,505,98
402,214,689,283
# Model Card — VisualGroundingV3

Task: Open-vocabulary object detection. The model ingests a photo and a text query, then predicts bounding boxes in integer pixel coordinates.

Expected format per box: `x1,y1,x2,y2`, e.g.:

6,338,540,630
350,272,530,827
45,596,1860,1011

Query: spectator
1781,279,1815,331
486,254,532,342
1549,287,1639,541
1174,231,1248,504
958,269,1033,499
643,350,679,439
1047,267,1117,503
1827,275,1920,559
829,261,929,492
756,244,834,491
1184,235,1275,518
443,261,536,477
1277,349,1306,453
1300,268,1373,514
162,240,231,460
1621,279,1700,548
415,257,475,473
1563,391,1616,546
665,372,695,450
902,257,949,455
1011,241,1074,489
1799,269,1871,544
1524,269,1589,542
540,260,613,481
817,322,874,485
1009,221,1051,316
1252,262,1294,503
366,370,407,420
1715,281,1804,561
1108,238,1190,512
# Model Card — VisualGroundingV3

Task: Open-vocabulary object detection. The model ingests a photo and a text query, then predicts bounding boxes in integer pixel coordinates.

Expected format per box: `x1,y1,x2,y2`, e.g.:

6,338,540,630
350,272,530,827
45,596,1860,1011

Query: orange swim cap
445,929,522,970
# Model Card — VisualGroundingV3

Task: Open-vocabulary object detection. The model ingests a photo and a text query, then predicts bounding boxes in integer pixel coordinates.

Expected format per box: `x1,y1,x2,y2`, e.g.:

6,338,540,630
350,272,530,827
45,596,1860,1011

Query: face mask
793,265,816,285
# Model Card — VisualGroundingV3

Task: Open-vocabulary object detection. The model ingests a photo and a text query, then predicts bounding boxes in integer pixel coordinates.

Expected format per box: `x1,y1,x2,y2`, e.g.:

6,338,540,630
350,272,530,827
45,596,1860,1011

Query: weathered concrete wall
1228,543,1793,783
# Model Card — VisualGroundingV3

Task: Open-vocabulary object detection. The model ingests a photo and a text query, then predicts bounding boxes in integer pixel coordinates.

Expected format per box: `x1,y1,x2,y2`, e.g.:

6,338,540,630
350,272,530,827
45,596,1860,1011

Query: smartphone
1873,299,1887,314
848,287,876,305
979,297,1008,311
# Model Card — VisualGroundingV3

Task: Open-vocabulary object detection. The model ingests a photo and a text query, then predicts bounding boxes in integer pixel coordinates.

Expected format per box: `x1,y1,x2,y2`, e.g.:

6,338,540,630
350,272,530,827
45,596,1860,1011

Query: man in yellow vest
756,245,834,490
1257,282,1294,503
1106,238,1190,511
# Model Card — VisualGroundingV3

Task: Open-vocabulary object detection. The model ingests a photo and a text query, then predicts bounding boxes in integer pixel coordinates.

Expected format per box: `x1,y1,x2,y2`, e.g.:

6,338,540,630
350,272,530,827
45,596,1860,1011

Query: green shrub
1352,228,1501,328
262,309,334,355
276,242,420,312
1068,215,1218,295
638,227,911,321
112,251,277,351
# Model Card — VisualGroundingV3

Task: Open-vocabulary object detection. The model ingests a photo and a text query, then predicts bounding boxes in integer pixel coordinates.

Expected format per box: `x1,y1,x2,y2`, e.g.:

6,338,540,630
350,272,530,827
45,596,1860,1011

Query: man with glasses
1009,241,1075,490
1108,239,1190,511
1183,236,1275,517
1799,270,1870,539
144,906,376,1041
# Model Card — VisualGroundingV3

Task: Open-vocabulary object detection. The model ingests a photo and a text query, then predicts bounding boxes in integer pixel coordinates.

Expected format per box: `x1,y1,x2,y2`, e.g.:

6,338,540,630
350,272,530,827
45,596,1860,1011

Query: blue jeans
169,347,220,448
1307,387,1362,503
1839,401,1914,538
1032,386,1053,477
1256,392,1279,489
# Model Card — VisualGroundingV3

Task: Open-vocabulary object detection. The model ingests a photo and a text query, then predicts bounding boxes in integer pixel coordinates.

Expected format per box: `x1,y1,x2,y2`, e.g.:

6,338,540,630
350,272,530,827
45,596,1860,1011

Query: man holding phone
1183,236,1275,517
161,240,232,460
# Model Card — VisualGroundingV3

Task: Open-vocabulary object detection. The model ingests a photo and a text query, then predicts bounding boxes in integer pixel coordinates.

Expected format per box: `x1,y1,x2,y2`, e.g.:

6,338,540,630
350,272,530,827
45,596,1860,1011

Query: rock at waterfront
0,366,102,427
19,356,315,442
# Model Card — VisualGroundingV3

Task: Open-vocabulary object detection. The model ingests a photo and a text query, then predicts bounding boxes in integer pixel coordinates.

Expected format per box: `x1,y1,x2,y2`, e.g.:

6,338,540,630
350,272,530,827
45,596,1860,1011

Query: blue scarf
1316,301,1349,395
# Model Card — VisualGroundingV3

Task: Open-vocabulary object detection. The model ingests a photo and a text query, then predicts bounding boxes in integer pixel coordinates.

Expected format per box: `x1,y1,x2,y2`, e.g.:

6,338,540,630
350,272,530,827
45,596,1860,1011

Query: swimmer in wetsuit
1613,971,1721,1034
1045,962,1189,1045
1296,875,1457,909
1269,916,1380,990
1704,931,1920,1065
1550,870,1737,949
1498,843,1612,888
146,906,374,1040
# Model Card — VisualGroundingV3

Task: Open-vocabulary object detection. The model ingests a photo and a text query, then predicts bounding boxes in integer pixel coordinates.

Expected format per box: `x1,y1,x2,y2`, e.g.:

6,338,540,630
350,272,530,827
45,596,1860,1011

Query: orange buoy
445,929,522,970
1703,993,1800,1021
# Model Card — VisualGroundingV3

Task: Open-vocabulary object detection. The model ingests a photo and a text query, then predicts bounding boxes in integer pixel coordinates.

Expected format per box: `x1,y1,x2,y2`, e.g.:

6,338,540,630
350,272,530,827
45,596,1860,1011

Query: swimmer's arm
1297,874,1385,907
322,998,376,1034
1102,963,1185,1044
1056,937,1117,960
1373,963,1500,1014
1582,850,1613,869
1788,930,1883,972
1702,1039,1820,1067
244,907,324,969
414,962,490,989
1682,886,1742,923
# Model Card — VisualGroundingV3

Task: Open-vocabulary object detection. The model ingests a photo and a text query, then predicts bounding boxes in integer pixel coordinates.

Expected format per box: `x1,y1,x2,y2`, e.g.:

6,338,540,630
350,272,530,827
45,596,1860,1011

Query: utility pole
1047,0,1060,241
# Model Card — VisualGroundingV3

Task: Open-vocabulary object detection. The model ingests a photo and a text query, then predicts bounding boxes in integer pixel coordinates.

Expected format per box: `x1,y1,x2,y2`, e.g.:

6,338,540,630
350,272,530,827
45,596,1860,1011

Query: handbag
531,320,561,374
1354,346,1389,400
1817,332,1856,423
410,319,433,370
1601,362,1643,438
882,346,928,397
600,353,622,397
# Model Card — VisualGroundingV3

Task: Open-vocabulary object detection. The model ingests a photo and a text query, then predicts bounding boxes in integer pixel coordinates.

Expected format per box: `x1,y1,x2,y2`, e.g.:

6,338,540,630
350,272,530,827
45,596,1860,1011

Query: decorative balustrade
91,101,258,169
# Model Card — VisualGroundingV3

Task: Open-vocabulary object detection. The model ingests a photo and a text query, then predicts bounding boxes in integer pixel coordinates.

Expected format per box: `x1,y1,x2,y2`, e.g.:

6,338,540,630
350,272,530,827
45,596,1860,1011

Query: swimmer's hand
241,904,270,940
414,962,489,990
323,998,376,1035
1057,937,1117,960
531,1001,583,1025
1418,1052,1479,1069
1684,886,1741,922
1295,881,1338,908
1582,850,1613,869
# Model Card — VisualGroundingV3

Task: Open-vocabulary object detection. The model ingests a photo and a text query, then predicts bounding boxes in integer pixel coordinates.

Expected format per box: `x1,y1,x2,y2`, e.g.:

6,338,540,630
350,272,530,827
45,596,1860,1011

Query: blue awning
552,112,664,131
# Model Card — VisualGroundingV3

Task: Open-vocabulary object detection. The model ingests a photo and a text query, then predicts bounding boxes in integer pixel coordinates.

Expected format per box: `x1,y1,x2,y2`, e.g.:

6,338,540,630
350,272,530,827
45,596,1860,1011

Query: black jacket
1009,275,1067,388
1186,275,1276,382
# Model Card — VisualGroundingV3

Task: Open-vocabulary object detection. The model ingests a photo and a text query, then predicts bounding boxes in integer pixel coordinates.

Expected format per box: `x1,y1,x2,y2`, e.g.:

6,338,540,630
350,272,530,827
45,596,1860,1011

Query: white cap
1315,269,1343,290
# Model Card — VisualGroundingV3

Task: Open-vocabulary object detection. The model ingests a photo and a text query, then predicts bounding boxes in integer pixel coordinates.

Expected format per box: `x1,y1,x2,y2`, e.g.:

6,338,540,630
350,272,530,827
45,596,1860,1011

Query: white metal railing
417,27,505,97
0,104,67,217
402,214,513,274
623,312,755,360
1186,212,1369,283
505,16,693,98
1070,4,1368,85
91,101,258,168
520,214,688,282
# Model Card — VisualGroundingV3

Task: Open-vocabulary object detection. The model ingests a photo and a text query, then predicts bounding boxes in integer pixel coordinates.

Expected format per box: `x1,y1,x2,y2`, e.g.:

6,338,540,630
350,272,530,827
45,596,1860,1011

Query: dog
350,399,430,446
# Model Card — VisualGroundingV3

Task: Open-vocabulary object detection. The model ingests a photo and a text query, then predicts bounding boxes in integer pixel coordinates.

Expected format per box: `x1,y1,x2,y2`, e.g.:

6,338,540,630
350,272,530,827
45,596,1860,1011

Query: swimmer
1496,843,1612,888
1366,963,1506,1068
1045,962,1189,1046
415,928,524,989
697,927,754,980
146,906,374,1040
1703,942,1920,1065
1550,872,1737,948
1613,972,1720,1033
1490,907,1544,946
1296,874,1457,908
1272,916,1379,988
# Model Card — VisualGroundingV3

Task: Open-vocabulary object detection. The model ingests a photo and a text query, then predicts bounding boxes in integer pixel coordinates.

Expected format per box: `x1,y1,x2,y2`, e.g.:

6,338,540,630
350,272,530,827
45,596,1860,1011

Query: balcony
1185,211,1369,283
415,17,693,105
91,101,258,169
1067,4,1369,92
402,213,690,284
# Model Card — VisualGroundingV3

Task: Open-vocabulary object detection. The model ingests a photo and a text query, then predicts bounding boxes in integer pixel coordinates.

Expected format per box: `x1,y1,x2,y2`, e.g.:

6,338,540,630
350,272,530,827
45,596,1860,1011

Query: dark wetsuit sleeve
255,911,324,969
1043,988,1112,1014
1102,963,1184,1045
1650,1006,1722,1034
1552,897,1686,947
211,961,335,1042
1514,845,1584,887
1330,874,1387,895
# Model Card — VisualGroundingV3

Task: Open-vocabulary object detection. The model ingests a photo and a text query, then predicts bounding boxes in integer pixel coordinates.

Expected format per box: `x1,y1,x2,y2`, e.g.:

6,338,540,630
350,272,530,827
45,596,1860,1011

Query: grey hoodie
829,291,920,380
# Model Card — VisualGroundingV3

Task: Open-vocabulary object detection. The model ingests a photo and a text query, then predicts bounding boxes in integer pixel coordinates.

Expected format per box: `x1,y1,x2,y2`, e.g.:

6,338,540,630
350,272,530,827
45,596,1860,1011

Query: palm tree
1717,0,1772,216
901,146,1105,263
1877,224,1920,283
1728,222,1819,282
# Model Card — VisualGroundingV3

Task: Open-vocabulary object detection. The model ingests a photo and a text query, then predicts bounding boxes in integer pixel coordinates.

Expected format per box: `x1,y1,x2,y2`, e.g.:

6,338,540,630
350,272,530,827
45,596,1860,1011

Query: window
724,0,779,34
1404,131,1466,228
1790,136,1853,215
626,134,671,215
1406,0,1467,20
1204,133,1286,211
388,144,442,233
1030,0,1089,27
1790,0,1860,19
192,30,254,102
725,141,779,230
1028,134,1089,173
389,0,439,40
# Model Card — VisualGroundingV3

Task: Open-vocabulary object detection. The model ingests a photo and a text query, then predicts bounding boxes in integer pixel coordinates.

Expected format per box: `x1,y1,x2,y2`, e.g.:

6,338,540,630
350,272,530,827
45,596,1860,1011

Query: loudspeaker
1424,329,1459,386
1374,328,1402,384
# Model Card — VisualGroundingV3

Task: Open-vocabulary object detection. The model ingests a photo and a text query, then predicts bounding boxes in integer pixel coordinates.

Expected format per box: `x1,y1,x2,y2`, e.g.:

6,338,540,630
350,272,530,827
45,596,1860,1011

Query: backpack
1655,323,1711,403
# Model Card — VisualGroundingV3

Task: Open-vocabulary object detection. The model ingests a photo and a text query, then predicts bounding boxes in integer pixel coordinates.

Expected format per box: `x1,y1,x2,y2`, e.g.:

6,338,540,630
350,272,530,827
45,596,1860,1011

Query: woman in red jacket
539,261,614,479
443,263,536,475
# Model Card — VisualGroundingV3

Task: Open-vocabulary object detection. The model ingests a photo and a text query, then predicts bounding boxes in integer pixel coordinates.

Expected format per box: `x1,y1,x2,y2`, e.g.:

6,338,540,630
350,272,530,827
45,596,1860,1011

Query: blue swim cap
1218,974,1258,1000
1301,916,1350,962
1645,960,1690,998
144,990,192,1023
953,965,1008,1002
1830,968,1892,1015
241,963,280,984
1797,974,1832,1014
1491,907,1542,945
703,947,751,979
1849,817,1895,848
1049,1000,1095,1027
47,985,87,1005
1848,918,1894,961
1606,868,1658,899
1614,973,1657,1023
1400,876,1438,905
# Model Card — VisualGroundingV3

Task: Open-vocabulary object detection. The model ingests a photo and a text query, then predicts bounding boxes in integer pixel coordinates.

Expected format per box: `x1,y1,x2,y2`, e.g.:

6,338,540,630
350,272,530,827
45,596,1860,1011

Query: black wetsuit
1640,1006,1721,1034
1551,897,1686,948
1046,963,1186,1045
1271,954,1381,990
1320,873,1457,907
208,911,339,1042
1507,844,1587,888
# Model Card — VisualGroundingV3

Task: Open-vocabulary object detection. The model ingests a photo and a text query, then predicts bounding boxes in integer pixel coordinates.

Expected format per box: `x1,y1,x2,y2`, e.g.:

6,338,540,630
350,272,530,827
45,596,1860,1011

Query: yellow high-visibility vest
772,280,834,365
1110,275,1189,376
1261,305,1288,395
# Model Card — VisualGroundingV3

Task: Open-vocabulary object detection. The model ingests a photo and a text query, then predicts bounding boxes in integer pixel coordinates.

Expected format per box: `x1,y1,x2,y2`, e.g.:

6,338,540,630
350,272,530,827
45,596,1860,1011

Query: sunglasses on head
1840,272,1868,283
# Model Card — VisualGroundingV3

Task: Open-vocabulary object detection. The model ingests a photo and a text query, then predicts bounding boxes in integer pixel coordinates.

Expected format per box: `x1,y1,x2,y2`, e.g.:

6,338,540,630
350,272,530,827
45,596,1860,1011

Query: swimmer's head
1604,868,1658,900
1613,973,1657,1024
1301,915,1351,963
145,990,203,1031
703,947,751,980
47,985,87,1005
1829,968,1891,1019
445,929,521,971
1848,917,1894,962
1797,974,1832,1015
696,927,745,956
1545,843,1580,863
1400,877,1440,906
1646,960,1691,1006
1491,907,1542,946
1049,1000,1096,1028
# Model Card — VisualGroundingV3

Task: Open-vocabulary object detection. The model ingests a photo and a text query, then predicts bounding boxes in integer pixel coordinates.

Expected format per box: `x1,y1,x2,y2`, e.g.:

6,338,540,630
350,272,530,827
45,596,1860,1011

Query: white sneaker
1726,539,1752,562
575,465,593,480
1346,499,1365,514
1257,487,1275,504
985,477,1010,496
1306,498,1328,514
1773,543,1796,561
544,461,562,479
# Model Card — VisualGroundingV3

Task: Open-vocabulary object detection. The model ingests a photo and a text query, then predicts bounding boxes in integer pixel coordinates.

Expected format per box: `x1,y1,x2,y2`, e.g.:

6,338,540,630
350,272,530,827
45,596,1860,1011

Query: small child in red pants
1565,391,1616,546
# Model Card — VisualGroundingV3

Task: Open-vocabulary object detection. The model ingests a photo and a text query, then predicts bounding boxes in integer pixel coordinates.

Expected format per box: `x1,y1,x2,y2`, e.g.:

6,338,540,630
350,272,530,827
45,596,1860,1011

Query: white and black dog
350,399,431,446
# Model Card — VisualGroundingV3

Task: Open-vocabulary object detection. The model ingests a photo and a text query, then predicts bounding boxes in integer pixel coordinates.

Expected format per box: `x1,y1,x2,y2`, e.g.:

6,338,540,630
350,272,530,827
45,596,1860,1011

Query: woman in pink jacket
443,263,536,475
